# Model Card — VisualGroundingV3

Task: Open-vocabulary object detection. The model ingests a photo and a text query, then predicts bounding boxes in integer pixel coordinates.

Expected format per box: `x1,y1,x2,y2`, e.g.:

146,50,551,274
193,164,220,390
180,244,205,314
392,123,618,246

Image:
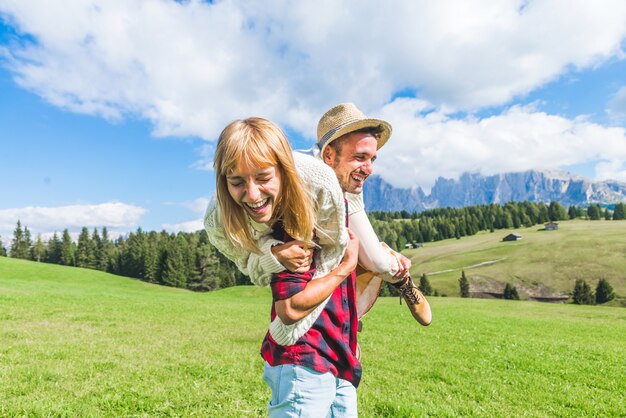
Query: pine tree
0,236,7,256
537,203,550,223
572,279,594,305
60,229,75,266
10,220,29,259
587,204,601,220
91,228,102,270
459,270,470,298
46,233,63,264
504,283,512,299
595,279,615,304
31,234,46,262
189,237,223,291
141,232,157,282
161,234,189,288
548,201,567,221
613,203,626,220
23,227,33,260
568,205,577,220
76,227,96,269
418,273,433,296
522,202,539,225
184,233,200,282
98,227,113,272
503,283,520,300
107,236,123,274
121,229,148,279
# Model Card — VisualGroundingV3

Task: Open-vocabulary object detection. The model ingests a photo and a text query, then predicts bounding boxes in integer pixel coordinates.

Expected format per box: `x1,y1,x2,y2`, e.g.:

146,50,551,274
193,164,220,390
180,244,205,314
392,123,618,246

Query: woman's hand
271,240,314,273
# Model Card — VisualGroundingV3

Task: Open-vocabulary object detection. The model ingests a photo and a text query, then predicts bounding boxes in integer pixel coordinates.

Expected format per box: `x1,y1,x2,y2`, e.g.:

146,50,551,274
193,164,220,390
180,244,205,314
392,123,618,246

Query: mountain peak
364,170,626,211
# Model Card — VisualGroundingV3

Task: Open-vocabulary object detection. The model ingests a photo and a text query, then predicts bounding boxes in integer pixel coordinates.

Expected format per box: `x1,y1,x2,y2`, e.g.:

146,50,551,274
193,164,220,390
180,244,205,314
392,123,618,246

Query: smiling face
226,162,282,224
323,131,378,194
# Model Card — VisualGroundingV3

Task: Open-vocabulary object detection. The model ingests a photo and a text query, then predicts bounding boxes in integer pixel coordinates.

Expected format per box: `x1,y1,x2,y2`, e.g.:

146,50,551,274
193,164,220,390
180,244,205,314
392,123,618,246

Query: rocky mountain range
363,170,626,212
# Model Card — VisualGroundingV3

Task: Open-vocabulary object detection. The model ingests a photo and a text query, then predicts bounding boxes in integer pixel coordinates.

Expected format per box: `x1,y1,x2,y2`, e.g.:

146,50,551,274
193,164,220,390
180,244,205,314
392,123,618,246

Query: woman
205,117,361,416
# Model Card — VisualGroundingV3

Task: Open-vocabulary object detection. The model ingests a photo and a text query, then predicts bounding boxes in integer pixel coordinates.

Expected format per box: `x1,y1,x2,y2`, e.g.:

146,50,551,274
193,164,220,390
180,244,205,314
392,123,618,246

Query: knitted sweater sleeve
293,152,348,277
268,152,348,346
203,197,285,287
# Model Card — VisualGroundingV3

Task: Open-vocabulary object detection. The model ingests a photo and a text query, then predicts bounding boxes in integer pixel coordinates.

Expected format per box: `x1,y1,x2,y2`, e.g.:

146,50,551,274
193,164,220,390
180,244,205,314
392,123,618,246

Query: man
274,103,431,325
205,112,427,416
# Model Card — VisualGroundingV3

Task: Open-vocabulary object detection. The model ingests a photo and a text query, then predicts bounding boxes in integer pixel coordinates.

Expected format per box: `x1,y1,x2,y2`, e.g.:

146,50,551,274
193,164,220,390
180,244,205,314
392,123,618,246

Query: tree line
2,200,625,293
368,201,626,251
4,221,248,291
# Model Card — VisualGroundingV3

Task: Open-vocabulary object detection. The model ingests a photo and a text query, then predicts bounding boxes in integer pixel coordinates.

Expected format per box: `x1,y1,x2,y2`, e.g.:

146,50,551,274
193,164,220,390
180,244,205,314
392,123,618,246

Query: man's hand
381,242,412,278
271,240,313,273
394,251,412,278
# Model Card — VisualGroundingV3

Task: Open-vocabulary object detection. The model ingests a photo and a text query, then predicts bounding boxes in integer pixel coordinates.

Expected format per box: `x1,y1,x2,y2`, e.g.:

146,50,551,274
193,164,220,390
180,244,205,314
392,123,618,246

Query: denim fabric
262,362,357,417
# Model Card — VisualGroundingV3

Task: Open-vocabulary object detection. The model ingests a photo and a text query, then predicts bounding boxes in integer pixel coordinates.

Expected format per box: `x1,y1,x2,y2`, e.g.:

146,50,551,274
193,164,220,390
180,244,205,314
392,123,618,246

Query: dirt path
428,258,507,275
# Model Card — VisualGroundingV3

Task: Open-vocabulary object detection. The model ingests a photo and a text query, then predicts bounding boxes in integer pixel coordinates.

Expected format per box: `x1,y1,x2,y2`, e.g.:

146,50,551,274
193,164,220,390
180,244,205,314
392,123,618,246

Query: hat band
318,120,355,151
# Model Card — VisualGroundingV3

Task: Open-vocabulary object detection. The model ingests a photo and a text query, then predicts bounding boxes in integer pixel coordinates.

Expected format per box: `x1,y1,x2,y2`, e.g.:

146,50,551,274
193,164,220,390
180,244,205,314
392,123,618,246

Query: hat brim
319,118,391,155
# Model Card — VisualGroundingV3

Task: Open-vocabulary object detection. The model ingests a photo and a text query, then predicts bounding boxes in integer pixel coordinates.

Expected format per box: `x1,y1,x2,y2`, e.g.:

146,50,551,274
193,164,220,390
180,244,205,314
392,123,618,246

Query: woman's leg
327,377,358,418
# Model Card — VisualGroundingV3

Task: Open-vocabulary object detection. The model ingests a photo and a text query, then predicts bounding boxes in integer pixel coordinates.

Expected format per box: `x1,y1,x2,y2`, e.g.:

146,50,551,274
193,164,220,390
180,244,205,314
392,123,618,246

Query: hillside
405,219,626,301
0,257,624,416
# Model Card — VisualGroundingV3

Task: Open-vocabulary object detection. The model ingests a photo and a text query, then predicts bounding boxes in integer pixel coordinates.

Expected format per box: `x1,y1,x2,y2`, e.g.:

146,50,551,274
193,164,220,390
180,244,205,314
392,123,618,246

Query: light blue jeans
262,362,358,417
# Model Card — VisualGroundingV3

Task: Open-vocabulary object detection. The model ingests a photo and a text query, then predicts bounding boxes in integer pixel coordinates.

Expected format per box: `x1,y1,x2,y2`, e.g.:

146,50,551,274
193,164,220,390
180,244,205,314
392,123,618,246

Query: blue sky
1,0,626,243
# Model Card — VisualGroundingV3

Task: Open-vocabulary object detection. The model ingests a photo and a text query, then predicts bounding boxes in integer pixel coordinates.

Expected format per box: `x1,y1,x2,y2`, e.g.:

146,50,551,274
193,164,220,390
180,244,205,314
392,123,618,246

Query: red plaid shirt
260,221,362,388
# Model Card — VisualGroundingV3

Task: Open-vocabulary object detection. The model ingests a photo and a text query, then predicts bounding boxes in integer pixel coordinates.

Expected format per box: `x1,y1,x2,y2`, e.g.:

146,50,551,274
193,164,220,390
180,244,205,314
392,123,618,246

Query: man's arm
275,229,359,325
346,192,411,280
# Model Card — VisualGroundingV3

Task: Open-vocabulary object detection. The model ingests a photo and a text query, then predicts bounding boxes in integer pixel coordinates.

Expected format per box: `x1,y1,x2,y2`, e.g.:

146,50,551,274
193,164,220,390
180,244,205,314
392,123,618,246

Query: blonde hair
214,117,316,253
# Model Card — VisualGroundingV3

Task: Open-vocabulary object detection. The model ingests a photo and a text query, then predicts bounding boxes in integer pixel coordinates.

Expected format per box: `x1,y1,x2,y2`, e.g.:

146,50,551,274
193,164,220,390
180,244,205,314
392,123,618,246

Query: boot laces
399,278,421,306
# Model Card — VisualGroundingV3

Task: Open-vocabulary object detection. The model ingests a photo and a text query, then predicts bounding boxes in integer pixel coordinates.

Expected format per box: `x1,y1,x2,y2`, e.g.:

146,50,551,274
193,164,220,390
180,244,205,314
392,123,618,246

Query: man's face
323,132,378,194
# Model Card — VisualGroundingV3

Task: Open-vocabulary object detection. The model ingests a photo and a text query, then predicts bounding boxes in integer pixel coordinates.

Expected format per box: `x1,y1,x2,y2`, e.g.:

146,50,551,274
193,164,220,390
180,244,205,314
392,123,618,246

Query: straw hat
316,103,392,156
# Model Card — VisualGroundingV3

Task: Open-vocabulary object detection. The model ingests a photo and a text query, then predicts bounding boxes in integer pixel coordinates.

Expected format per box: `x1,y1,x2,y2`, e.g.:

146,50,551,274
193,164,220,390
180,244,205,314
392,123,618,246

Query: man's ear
322,145,334,165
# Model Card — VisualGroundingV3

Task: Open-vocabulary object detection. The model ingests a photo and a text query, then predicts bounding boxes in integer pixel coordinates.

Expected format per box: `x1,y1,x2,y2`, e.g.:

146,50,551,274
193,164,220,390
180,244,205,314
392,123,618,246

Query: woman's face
226,162,281,224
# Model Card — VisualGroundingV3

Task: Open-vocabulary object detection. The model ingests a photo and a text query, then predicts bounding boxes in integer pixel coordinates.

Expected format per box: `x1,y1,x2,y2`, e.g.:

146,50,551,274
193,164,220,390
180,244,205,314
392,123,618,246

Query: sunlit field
406,219,626,301
1,257,624,417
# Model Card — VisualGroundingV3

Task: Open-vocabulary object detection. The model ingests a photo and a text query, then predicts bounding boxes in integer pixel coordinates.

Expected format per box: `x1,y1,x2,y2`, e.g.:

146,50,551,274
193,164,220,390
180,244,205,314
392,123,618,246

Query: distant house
404,242,423,249
544,222,559,231
502,233,522,242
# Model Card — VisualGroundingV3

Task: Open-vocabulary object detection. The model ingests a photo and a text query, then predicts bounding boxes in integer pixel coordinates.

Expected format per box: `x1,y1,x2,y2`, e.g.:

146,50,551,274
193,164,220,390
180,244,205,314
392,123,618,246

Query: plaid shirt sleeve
270,267,316,302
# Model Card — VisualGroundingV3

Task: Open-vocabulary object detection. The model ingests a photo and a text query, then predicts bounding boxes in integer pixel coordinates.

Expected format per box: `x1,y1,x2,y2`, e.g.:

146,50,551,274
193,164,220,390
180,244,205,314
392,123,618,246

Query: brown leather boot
394,276,432,326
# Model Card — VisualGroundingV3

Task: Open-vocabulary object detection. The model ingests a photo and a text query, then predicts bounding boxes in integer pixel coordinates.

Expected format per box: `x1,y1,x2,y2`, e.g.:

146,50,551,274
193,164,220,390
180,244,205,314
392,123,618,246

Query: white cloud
2,0,626,199
165,197,210,215
159,198,209,233
162,218,204,233
607,86,626,121
191,144,215,172
1,0,625,142
0,202,147,240
375,98,626,190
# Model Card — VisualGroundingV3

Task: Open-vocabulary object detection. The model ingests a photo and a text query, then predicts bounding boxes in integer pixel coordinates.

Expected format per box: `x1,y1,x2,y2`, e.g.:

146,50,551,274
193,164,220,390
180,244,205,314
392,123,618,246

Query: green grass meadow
405,220,626,299
1,257,625,417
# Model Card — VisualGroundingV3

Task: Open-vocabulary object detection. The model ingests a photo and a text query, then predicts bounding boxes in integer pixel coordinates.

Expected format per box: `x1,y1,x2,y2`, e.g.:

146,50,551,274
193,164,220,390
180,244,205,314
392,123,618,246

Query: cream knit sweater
204,152,348,345
307,146,401,281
